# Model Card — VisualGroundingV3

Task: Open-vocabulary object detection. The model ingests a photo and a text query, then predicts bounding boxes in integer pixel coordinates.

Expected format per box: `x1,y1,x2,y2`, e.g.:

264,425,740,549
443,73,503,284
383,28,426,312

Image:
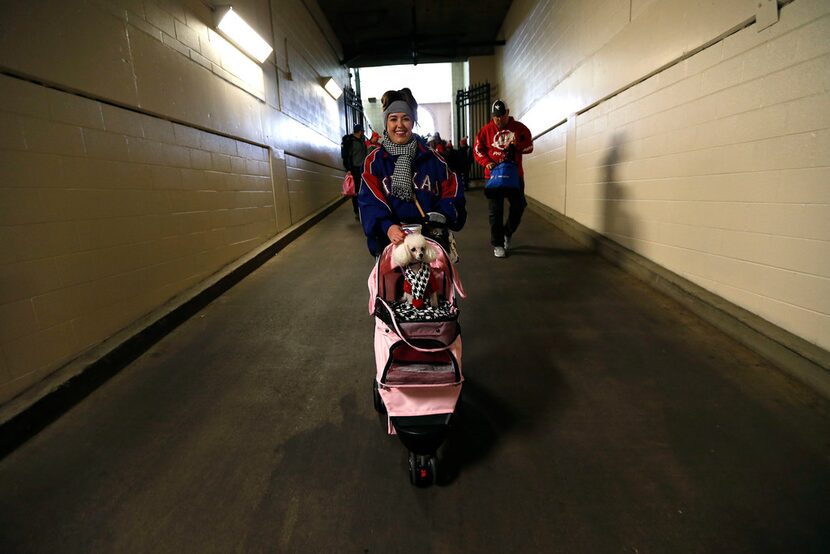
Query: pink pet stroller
368,236,465,486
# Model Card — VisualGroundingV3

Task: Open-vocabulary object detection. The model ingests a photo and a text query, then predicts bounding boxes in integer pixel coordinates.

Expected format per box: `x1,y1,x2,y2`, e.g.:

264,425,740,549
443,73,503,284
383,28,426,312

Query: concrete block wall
285,154,344,222
524,123,569,214
272,0,344,140
508,0,830,353
0,0,348,405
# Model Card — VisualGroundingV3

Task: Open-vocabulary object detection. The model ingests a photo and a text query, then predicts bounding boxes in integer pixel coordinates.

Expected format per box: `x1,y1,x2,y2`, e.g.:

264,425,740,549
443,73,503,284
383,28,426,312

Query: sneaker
504,235,511,251
493,246,506,258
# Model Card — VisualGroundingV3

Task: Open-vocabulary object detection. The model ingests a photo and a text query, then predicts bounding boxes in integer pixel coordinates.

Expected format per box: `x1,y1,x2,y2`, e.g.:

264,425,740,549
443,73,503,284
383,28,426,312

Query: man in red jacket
474,99,534,258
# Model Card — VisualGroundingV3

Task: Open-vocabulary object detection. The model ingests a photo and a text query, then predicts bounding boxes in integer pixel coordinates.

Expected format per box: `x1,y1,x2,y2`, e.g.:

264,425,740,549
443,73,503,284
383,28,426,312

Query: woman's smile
386,113,414,144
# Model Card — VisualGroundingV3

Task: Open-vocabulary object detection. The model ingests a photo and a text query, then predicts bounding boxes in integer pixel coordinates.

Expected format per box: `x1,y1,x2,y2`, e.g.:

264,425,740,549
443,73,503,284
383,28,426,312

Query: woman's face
386,113,414,144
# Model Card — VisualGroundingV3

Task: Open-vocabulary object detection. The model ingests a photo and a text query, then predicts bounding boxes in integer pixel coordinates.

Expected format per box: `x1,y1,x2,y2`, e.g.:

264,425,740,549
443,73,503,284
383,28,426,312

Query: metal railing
344,85,364,134
455,82,490,181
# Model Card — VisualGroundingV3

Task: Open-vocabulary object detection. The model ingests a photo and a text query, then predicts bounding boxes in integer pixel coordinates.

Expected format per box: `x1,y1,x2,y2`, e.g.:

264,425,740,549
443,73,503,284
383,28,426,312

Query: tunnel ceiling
316,0,513,68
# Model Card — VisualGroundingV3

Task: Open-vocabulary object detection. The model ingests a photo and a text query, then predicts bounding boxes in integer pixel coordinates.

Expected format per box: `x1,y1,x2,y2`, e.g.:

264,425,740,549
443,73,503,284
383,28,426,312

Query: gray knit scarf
381,132,418,201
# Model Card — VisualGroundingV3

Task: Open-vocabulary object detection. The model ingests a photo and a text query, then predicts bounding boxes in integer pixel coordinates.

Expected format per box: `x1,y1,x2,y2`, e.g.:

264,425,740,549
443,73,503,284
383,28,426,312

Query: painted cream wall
500,0,765,132
0,0,349,405
450,61,467,139
506,0,830,352
421,102,453,143
363,100,383,135
468,56,496,92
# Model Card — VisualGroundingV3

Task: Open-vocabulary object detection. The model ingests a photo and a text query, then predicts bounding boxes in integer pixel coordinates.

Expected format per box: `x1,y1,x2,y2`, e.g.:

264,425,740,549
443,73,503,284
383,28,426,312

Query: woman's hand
387,224,405,245
486,162,496,170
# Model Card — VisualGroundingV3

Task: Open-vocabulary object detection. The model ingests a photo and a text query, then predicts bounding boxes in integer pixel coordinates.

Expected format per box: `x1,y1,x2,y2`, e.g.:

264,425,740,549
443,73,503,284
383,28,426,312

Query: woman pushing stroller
358,88,466,256
359,87,467,486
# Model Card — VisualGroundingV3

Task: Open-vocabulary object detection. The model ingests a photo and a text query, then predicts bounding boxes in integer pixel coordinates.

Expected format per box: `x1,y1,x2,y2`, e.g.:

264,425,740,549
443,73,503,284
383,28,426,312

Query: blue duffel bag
485,161,520,190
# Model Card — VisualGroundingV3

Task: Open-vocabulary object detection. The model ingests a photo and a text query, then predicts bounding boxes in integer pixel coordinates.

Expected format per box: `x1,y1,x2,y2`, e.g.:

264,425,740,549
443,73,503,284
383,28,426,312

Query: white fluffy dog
392,233,439,309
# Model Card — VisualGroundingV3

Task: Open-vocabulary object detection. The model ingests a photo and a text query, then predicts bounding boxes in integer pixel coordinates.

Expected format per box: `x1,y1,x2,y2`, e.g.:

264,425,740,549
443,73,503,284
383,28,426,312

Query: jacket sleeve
516,122,534,155
340,136,349,169
357,150,395,242
473,126,493,168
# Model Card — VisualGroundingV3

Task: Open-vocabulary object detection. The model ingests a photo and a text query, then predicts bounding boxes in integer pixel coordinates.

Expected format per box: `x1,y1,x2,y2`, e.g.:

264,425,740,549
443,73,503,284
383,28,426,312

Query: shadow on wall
600,132,636,251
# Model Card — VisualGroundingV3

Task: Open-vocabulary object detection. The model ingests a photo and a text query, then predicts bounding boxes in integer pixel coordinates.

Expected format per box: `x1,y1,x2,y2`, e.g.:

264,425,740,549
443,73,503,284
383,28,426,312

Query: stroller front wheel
409,452,437,487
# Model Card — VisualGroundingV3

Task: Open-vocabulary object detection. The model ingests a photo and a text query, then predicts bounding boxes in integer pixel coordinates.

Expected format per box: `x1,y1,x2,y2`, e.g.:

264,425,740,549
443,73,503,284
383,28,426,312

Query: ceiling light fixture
214,6,273,63
321,77,342,99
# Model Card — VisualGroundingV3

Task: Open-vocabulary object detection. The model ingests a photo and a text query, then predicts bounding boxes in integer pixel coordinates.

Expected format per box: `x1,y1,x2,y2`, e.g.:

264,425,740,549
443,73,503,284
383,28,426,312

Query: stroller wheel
408,452,437,487
372,380,386,414
429,456,438,485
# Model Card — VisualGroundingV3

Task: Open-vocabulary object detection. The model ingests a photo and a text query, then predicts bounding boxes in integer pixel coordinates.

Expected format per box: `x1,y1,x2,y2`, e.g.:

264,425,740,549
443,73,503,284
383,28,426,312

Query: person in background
455,136,472,189
358,88,466,256
366,131,381,153
428,132,447,155
473,99,534,258
341,123,368,219
444,140,465,191
444,140,454,164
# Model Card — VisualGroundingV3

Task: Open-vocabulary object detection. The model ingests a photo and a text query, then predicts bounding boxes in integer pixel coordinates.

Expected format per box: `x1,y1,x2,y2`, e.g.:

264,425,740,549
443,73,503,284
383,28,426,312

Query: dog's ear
392,242,409,267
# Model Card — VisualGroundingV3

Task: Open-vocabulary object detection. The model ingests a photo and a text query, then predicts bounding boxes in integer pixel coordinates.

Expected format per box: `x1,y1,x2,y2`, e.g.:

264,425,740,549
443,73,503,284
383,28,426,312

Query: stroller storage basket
382,343,461,386
385,362,456,386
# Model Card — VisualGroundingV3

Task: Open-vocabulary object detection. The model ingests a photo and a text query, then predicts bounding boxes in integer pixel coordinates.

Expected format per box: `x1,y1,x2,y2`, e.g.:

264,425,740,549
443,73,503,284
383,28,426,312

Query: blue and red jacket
358,136,466,255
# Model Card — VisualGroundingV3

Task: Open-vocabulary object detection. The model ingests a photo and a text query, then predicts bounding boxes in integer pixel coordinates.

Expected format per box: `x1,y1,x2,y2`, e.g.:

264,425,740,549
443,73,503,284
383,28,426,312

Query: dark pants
487,177,526,246
349,167,361,214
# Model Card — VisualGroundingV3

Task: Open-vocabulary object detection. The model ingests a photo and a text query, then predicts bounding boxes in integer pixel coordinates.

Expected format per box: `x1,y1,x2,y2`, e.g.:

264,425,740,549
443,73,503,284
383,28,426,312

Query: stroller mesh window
376,266,457,323
380,268,402,302
380,266,452,303
383,344,459,386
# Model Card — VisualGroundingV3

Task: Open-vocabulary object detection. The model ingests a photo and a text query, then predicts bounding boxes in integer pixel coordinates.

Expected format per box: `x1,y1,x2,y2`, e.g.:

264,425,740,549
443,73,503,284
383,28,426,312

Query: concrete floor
1,189,829,553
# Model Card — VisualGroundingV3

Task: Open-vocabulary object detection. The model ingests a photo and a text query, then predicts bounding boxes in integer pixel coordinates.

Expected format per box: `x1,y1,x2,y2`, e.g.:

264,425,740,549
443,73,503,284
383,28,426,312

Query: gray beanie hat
383,100,415,123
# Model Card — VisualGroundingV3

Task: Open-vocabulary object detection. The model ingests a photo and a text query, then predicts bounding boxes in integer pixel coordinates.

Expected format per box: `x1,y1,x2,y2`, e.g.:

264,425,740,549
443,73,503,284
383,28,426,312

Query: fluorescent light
322,77,342,99
214,6,273,63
